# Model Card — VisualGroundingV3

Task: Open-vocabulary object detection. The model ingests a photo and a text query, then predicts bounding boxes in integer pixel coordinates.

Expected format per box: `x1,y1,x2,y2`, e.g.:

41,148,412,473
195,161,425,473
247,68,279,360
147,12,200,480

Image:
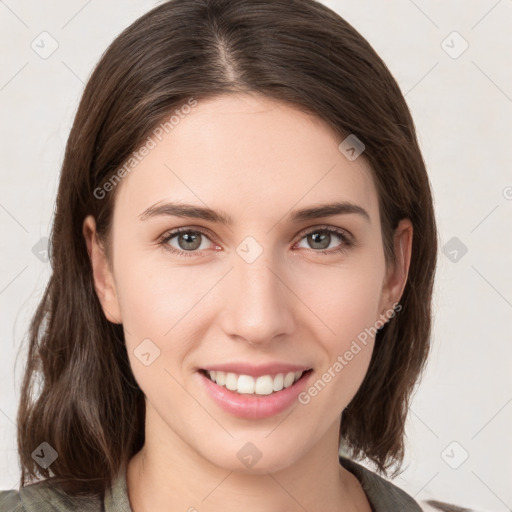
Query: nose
217,251,295,346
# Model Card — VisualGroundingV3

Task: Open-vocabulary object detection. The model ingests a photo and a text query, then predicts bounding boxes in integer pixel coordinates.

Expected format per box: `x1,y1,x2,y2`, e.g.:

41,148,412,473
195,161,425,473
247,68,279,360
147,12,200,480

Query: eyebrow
139,201,370,225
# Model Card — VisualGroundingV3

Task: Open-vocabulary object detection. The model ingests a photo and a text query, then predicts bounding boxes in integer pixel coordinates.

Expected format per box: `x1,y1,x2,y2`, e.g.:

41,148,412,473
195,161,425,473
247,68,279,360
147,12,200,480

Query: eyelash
157,225,354,258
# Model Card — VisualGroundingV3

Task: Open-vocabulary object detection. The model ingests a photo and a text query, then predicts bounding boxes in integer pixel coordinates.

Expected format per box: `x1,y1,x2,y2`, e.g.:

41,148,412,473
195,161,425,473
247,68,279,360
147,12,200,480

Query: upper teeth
207,370,304,395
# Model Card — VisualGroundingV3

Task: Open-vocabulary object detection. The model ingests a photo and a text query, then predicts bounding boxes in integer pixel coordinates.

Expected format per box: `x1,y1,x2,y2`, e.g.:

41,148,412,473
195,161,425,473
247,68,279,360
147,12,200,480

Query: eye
294,226,353,255
159,227,217,257
158,225,354,257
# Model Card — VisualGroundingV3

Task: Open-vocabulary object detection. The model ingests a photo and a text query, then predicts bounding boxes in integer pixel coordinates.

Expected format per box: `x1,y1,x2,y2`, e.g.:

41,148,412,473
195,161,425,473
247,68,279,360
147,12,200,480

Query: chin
199,437,306,475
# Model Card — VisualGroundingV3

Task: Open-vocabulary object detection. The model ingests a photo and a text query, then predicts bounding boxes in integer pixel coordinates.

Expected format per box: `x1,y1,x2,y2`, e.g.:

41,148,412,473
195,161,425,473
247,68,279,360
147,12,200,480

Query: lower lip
197,370,313,420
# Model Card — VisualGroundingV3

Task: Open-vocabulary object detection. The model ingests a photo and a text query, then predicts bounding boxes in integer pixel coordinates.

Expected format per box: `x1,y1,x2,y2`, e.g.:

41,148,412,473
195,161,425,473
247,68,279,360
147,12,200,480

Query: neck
126,406,366,512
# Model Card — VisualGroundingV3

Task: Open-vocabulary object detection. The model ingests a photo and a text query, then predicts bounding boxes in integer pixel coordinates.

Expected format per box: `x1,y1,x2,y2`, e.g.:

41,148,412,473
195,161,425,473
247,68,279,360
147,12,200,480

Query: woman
1,0,461,510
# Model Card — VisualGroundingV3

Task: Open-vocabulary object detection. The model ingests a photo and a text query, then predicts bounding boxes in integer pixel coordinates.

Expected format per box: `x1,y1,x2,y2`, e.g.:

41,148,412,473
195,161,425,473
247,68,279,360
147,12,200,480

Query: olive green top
0,456,422,511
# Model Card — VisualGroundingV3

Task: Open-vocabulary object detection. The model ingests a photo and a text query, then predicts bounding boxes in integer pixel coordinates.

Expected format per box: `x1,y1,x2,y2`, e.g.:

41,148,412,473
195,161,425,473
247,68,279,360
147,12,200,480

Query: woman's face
84,93,411,473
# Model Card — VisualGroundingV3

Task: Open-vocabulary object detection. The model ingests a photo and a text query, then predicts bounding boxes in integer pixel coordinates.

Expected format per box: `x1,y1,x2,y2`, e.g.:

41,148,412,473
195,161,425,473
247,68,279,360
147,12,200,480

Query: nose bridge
220,242,294,344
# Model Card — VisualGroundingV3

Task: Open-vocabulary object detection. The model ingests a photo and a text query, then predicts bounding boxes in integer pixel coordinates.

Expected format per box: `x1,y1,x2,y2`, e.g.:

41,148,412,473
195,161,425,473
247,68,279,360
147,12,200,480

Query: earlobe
380,218,413,315
82,215,122,324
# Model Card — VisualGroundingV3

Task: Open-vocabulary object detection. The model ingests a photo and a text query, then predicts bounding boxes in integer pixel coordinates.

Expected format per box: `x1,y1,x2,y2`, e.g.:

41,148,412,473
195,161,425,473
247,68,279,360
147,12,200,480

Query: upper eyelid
296,224,351,239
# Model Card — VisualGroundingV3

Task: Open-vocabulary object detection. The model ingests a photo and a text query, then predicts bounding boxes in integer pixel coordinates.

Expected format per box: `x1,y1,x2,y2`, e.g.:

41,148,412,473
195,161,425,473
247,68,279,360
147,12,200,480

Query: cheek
300,254,385,344
297,291,379,421
112,249,208,390
114,246,207,337
296,256,384,405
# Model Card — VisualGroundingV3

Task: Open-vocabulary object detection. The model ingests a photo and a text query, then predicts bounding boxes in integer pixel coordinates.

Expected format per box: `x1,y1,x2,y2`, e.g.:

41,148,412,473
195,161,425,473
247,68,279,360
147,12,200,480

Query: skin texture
83,93,412,512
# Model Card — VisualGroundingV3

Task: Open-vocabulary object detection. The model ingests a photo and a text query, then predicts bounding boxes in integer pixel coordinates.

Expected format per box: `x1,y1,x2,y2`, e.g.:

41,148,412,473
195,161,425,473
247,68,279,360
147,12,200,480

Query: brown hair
17,0,437,497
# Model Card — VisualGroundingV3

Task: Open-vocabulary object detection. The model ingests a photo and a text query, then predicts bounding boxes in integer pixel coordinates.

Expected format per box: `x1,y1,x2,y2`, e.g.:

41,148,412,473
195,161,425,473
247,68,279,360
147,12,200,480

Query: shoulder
339,457,481,512
339,456,422,511
0,489,24,512
0,480,103,512
420,499,483,511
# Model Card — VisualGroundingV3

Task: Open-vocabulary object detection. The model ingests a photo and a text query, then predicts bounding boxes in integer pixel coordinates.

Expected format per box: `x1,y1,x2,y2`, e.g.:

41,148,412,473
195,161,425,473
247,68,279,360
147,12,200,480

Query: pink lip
197,368,313,420
200,362,311,377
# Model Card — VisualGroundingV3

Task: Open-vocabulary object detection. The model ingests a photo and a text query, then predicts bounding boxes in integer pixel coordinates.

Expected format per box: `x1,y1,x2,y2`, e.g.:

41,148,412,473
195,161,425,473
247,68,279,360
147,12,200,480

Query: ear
82,215,122,324
378,218,413,317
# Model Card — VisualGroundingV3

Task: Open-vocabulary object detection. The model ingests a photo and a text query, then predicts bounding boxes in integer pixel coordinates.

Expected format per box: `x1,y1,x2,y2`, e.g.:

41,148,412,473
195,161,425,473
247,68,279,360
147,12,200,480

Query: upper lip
200,362,312,377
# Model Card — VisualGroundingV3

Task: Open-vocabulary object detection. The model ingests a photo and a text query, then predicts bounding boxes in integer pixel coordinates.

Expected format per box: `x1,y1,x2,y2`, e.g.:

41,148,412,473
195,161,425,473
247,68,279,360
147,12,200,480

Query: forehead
113,93,378,225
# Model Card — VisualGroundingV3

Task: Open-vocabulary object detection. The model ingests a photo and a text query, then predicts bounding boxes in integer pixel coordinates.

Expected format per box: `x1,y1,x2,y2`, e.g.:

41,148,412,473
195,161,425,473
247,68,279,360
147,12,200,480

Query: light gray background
1,1,511,510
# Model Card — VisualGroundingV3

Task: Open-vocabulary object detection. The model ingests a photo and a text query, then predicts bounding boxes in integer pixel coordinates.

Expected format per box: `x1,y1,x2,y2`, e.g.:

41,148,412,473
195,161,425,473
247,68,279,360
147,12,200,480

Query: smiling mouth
199,369,313,396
